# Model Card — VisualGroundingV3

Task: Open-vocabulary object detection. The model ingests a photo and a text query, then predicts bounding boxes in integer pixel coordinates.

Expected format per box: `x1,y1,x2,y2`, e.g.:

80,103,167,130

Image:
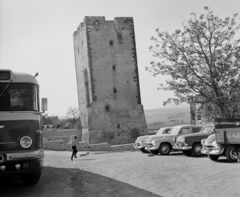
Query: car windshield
169,127,181,135
156,128,166,135
200,126,214,134
0,83,39,111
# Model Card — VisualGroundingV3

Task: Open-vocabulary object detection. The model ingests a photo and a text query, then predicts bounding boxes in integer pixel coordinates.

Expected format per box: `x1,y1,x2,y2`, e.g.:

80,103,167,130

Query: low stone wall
43,129,81,142
43,139,136,152
110,143,136,152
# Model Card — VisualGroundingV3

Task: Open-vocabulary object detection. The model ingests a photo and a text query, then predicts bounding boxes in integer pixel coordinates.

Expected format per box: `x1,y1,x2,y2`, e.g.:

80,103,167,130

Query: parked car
201,134,225,161
134,127,171,153
145,125,202,155
173,124,214,157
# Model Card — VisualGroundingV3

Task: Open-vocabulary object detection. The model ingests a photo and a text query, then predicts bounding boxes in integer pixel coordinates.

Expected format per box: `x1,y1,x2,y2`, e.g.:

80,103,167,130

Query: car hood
181,132,210,138
136,135,151,142
148,134,175,141
206,134,216,143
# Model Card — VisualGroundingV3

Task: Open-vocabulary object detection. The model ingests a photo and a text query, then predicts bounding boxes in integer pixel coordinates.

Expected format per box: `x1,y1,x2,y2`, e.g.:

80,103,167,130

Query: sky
0,0,240,117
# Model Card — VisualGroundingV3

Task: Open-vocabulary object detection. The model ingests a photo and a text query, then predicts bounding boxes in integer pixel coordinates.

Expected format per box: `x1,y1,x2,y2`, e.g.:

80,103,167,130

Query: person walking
71,136,79,161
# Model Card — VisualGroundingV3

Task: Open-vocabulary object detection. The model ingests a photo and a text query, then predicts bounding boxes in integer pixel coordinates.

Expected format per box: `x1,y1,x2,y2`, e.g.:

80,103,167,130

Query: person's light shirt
72,139,79,146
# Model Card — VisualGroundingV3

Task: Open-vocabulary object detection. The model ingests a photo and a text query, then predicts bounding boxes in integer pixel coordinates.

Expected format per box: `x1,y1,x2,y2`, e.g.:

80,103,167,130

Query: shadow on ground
0,167,162,197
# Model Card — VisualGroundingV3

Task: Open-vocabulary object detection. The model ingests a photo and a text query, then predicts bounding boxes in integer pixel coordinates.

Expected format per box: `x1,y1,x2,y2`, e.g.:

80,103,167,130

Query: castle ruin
73,16,148,145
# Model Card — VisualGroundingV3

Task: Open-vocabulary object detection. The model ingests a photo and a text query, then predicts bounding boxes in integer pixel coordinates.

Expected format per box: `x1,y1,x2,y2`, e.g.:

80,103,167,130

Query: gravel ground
45,150,240,197
1,150,240,197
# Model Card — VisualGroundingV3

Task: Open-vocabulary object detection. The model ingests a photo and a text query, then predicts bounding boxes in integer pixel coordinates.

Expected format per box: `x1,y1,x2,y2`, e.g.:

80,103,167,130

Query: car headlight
177,136,185,142
20,136,32,148
211,140,219,148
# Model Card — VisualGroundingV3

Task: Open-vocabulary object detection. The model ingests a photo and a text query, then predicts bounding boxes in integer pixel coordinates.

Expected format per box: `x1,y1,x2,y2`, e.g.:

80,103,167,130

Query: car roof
172,125,202,129
160,127,172,129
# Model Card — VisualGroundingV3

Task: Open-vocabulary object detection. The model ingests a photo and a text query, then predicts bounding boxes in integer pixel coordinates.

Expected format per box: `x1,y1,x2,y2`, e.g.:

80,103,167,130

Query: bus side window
0,91,11,110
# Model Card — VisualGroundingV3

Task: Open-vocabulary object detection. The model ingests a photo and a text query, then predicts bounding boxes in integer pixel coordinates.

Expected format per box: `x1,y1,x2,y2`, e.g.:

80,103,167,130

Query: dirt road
1,150,240,197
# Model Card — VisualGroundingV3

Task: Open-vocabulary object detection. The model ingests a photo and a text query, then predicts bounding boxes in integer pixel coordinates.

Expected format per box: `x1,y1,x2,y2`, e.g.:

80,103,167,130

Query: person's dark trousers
71,146,78,159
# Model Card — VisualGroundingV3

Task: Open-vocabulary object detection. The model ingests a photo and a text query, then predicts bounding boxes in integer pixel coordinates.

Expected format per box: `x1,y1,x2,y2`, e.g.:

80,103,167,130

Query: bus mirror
41,98,48,113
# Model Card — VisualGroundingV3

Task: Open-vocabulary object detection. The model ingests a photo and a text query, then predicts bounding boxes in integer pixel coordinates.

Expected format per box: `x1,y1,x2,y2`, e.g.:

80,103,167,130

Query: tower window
109,40,113,46
113,87,117,93
112,65,116,70
105,105,110,112
117,124,120,129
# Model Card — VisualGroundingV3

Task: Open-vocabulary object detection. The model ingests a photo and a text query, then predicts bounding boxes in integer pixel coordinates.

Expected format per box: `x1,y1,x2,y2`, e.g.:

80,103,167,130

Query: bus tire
21,172,41,186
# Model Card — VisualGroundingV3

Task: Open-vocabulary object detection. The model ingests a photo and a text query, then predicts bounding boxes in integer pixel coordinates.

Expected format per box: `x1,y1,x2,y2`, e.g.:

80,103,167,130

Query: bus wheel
21,173,41,186
225,146,237,162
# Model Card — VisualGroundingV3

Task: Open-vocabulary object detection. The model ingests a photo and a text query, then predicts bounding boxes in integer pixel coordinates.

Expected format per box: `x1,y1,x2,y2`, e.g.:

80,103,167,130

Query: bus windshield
0,83,38,111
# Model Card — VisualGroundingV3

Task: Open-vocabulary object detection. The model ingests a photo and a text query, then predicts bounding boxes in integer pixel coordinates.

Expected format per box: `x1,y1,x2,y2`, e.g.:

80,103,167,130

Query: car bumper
134,143,144,149
145,144,158,151
173,143,192,150
0,150,44,176
201,148,223,155
201,148,208,154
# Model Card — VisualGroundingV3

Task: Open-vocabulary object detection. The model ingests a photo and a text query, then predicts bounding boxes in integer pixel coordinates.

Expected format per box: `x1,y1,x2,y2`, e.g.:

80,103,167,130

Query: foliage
41,107,81,129
65,106,81,129
147,7,240,118
41,114,59,125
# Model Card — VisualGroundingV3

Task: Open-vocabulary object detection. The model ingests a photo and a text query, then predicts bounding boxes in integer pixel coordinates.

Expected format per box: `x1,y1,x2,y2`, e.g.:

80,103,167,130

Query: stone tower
73,16,148,145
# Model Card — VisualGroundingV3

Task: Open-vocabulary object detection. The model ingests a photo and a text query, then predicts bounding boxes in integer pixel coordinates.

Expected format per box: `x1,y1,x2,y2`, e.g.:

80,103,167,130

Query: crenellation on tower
74,16,148,144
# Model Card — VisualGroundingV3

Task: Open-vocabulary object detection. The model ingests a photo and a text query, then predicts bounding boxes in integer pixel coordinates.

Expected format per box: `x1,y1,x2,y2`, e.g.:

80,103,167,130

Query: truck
202,118,240,162
0,69,47,185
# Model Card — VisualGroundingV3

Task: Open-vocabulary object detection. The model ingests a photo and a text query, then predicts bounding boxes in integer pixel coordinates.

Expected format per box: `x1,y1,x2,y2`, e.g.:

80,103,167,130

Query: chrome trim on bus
7,150,44,160
0,142,17,144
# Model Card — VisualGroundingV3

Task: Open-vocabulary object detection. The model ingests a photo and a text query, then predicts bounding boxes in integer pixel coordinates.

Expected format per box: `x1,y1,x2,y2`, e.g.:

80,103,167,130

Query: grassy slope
144,105,191,131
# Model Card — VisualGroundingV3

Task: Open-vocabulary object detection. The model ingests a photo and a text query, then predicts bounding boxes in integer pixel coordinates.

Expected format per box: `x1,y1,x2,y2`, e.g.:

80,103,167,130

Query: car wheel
191,143,203,157
182,150,192,156
140,147,148,153
208,154,219,161
159,143,171,155
150,150,159,155
225,146,237,162
20,172,41,186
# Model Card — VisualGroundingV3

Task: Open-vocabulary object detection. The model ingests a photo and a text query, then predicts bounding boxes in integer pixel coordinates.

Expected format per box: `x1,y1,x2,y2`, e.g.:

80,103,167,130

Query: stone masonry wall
43,129,81,142
73,17,148,145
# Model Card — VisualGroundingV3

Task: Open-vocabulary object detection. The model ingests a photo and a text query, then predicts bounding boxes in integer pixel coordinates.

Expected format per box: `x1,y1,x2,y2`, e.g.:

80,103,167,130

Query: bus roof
0,69,38,84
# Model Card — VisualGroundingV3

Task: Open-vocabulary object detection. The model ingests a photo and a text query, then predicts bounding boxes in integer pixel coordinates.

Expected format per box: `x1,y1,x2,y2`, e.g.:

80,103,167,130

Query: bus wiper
0,81,11,97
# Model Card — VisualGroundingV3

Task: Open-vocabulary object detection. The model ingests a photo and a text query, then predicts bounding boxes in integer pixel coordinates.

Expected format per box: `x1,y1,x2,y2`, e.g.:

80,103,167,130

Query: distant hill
144,105,191,131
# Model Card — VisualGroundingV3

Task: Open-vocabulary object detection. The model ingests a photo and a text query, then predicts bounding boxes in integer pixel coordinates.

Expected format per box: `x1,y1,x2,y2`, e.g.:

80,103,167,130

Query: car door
179,127,191,135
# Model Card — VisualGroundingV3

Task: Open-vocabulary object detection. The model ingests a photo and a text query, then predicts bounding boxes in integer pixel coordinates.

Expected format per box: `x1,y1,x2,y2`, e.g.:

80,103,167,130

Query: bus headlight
20,136,32,148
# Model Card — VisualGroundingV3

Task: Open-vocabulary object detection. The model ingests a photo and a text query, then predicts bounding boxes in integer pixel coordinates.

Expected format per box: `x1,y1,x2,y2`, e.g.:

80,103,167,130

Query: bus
0,69,47,185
